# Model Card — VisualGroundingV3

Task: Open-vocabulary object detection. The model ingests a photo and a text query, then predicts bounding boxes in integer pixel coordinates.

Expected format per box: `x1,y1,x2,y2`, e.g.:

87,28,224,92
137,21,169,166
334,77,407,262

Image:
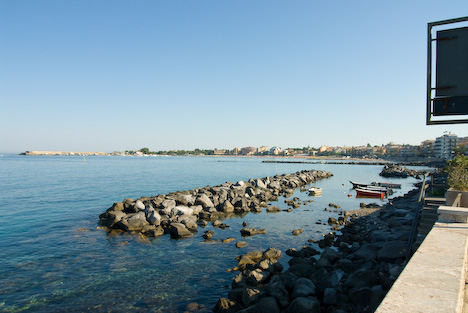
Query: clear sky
1,0,467,153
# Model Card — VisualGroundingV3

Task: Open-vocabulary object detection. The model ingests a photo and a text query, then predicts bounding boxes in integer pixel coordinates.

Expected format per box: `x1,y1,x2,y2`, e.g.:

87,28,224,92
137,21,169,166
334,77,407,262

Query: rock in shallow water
125,212,148,231
214,297,236,313
141,225,164,237
169,222,193,239
266,205,281,213
263,247,281,259
236,241,247,248
292,229,303,236
240,228,266,236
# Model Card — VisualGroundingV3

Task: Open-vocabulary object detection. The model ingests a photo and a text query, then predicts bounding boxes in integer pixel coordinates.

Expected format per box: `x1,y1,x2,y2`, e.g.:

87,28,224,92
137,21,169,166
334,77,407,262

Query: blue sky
1,1,467,153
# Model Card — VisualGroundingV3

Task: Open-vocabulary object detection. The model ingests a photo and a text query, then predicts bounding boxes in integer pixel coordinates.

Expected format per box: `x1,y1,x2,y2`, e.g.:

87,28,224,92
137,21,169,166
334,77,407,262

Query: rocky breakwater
379,164,424,178
99,170,333,239
214,187,422,313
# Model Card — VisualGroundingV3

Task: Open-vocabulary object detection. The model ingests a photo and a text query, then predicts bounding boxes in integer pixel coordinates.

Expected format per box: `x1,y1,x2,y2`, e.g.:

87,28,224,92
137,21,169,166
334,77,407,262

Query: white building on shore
434,133,458,159
269,146,282,155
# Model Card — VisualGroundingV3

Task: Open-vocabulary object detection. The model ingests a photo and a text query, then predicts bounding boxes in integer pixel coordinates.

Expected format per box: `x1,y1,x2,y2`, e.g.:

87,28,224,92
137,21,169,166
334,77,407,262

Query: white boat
308,187,322,196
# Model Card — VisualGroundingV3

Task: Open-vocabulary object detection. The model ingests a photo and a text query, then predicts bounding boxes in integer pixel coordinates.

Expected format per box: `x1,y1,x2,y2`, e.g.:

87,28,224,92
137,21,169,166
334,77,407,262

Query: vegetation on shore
128,147,216,156
445,155,468,191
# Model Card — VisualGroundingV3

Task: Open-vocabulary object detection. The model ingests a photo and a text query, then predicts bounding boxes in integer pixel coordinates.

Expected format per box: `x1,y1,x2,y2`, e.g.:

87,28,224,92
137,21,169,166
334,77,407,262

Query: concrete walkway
376,222,468,313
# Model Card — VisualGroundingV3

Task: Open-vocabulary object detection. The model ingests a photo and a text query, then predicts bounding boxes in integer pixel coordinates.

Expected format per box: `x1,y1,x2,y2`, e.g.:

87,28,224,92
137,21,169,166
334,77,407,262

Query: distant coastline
17,150,444,167
20,150,108,156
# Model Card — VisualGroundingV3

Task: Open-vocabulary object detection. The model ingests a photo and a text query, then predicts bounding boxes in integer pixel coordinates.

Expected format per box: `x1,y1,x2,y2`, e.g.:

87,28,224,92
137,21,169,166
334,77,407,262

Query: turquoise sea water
0,155,425,312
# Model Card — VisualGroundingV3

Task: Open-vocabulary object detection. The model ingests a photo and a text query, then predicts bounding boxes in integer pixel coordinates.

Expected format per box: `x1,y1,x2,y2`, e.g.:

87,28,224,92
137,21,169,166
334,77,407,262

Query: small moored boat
358,185,391,194
350,181,369,189
373,182,401,189
355,188,386,198
350,181,394,194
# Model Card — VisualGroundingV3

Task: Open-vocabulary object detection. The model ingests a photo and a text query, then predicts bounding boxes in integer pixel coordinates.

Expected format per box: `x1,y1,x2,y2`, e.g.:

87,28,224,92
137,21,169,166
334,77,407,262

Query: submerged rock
240,228,267,236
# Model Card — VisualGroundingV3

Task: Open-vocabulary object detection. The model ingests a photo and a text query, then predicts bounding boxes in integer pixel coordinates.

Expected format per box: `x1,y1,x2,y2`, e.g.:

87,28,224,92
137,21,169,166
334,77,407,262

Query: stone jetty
379,164,423,178
213,188,421,313
98,170,333,237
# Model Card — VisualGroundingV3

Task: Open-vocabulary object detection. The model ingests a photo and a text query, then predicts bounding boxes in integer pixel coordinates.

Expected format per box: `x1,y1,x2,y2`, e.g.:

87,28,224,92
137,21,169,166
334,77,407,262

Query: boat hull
355,188,385,198
376,182,401,189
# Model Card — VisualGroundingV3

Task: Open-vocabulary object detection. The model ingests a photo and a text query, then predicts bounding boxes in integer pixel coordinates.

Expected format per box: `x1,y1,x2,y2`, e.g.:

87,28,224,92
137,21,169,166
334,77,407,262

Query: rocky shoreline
99,170,333,238
213,187,421,313
99,169,421,313
379,164,424,178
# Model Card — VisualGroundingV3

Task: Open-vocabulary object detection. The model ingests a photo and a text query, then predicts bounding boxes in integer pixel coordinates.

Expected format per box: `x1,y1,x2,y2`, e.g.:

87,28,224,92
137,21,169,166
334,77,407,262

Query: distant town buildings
240,147,257,156
214,149,227,155
130,133,466,160
258,146,269,154
319,146,329,153
269,146,283,155
26,133,467,160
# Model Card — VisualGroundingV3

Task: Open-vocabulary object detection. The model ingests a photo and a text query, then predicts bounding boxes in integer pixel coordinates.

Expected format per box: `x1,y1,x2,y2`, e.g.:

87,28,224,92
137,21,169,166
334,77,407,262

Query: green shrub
445,155,468,191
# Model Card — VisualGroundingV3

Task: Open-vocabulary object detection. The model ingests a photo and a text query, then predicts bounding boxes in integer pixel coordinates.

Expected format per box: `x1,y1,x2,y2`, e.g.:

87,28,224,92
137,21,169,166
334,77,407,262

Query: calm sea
0,155,425,312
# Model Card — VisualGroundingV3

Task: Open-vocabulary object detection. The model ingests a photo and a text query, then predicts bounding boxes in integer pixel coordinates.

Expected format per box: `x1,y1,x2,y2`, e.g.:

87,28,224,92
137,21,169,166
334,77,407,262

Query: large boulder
191,205,203,215
169,222,193,239
161,199,176,210
125,211,149,231
241,288,261,307
246,187,257,197
266,206,281,213
254,296,280,313
349,243,378,261
265,281,290,309
146,210,161,226
235,181,246,187
134,200,145,211
291,278,316,299
109,202,124,211
237,255,256,270
182,219,198,232
286,296,320,313
317,269,344,292
213,297,237,313
246,269,271,285
241,228,266,236
323,288,337,305
141,225,164,237
173,194,195,206
195,194,215,209
320,247,341,264
198,211,212,220
263,247,281,260
172,206,194,216
348,285,372,306
99,210,126,227
255,179,267,189
231,196,246,208
377,240,407,262
344,269,379,289
287,262,316,278
259,258,283,273
268,181,281,190
219,200,235,213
